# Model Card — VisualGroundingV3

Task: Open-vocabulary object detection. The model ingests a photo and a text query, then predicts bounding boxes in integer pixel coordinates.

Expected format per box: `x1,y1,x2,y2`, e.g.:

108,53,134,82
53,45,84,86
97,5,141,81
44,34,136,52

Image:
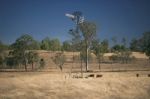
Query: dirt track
0,72,150,99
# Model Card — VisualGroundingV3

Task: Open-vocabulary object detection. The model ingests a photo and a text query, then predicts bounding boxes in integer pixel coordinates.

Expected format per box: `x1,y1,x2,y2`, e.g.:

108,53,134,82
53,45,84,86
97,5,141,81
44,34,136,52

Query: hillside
35,50,149,72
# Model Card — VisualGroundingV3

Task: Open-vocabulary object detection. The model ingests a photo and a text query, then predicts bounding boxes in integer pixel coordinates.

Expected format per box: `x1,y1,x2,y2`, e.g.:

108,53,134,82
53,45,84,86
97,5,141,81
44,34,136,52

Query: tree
79,21,96,71
50,38,61,51
101,39,109,53
92,40,102,70
129,32,150,62
0,41,8,68
0,41,8,52
5,56,19,69
27,51,39,70
41,38,61,51
121,37,132,64
39,58,45,69
145,49,150,60
93,39,108,70
62,41,72,51
41,37,51,50
120,50,131,64
111,36,117,46
11,34,35,71
122,37,127,48
130,38,136,51
0,56,3,67
52,52,66,71
67,11,96,72
111,38,131,64
69,29,81,51
30,40,41,50
141,32,150,59
112,44,126,52
67,11,84,75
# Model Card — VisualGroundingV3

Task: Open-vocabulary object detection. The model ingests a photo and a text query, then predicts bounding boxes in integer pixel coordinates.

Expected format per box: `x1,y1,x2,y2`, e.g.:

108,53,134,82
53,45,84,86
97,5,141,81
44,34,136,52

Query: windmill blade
65,13,75,19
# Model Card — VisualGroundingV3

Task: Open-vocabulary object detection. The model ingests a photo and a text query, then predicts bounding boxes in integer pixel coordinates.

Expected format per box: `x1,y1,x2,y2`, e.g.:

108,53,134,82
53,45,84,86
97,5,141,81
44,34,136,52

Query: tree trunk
32,62,34,71
81,58,83,77
24,61,27,72
72,51,74,71
60,65,63,71
98,58,101,71
86,44,88,72
23,52,27,72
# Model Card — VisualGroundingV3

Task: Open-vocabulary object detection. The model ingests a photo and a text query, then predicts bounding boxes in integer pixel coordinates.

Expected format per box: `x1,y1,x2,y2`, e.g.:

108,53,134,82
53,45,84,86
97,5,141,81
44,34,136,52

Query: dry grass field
0,51,150,99
0,71,150,99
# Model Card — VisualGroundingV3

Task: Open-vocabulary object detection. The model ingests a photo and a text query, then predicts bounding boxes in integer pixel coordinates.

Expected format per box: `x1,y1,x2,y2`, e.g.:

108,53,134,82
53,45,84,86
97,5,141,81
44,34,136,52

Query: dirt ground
0,71,150,99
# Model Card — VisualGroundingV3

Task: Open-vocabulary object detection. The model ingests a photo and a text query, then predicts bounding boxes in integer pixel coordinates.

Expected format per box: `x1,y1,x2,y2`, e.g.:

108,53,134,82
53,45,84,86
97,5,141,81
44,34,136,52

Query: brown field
0,51,150,99
0,71,150,99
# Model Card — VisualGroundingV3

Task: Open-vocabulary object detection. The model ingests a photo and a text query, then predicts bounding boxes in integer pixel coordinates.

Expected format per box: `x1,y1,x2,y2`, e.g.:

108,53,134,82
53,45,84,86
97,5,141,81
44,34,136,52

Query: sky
0,0,150,45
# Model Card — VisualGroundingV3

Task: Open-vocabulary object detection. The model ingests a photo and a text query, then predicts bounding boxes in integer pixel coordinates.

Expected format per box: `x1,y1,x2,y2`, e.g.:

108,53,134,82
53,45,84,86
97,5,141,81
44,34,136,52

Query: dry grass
0,72,150,99
0,51,150,99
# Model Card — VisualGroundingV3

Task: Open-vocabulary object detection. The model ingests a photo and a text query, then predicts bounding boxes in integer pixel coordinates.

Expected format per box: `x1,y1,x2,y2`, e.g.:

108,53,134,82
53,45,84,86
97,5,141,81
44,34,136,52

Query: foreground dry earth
0,72,150,99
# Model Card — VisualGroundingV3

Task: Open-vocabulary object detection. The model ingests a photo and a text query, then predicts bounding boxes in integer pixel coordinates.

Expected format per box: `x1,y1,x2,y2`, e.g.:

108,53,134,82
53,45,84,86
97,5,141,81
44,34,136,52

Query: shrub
52,52,66,71
39,58,45,69
109,55,119,63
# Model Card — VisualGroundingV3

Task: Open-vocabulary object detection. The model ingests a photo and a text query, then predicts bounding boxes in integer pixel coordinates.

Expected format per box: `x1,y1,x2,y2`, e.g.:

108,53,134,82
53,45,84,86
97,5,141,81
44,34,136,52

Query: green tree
0,41,8,68
112,44,126,52
41,37,51,50
101,39,109,53
4,56,19,69
0,56,3,67
111,38,131,64
130,32,150,59
30,40,41,50
141,32,150,59
62,41,71,51
11,34,35,71
0,41,8,52
130,38,141,51
50,38,61,51
27,51,39,70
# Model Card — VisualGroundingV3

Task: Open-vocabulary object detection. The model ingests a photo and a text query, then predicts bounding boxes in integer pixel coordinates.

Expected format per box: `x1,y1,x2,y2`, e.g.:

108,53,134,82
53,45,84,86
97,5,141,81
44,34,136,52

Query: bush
39,58,45,69
109,51,132,64
5,57,18,69
0,56,3,66
109,55,119,63
120,51,131,64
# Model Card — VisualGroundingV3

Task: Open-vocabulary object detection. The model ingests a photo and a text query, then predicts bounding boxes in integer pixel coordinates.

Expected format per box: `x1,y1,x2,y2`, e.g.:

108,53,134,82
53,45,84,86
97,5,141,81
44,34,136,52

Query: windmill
65,11,85,73
65,12,84,24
